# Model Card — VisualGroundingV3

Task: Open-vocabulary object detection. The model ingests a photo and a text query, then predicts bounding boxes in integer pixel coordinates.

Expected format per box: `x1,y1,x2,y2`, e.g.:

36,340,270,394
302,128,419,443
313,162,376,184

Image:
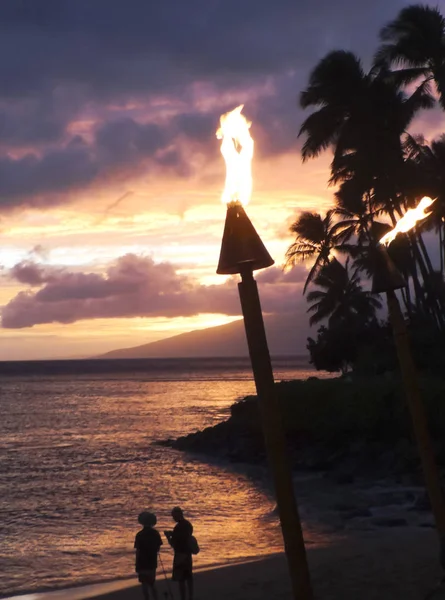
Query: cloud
95,119,167,166
10,260,57,286
0,138,97,207
256,264,307,284
0,117,196,208
3,255,306,328
0,0,406,100
0,0,420,212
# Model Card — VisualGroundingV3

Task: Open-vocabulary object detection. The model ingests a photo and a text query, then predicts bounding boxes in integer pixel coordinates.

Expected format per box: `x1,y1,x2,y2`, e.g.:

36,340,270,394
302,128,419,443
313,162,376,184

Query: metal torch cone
217,201,274,274
218,202,313,600
371,244,407,294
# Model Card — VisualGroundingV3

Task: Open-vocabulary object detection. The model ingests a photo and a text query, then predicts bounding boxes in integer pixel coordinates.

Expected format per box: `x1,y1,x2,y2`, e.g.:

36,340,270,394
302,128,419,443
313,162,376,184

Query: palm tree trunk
409,233,443,331
417,232,435,277
442,217,445,277
417,232,445,327
404,278,413,319
409,251,425,313
439,224,444,277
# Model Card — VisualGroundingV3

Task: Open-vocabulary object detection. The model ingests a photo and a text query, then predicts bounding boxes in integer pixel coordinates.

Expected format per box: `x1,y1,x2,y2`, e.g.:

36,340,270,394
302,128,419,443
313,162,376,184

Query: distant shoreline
0,355,311,376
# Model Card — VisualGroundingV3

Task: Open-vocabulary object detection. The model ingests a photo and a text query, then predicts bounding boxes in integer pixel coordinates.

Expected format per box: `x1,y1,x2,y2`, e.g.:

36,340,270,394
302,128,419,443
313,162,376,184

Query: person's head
171,506,184,522
138,511,157,527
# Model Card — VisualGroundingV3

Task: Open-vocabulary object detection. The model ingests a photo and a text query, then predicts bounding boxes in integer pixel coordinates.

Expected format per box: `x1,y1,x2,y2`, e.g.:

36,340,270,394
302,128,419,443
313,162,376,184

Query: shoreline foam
4,529,444,600
1,555,271,600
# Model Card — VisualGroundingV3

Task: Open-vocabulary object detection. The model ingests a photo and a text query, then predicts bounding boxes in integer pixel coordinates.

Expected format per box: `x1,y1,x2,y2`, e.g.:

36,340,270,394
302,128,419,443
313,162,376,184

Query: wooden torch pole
386,288,445,560
238,268,313,600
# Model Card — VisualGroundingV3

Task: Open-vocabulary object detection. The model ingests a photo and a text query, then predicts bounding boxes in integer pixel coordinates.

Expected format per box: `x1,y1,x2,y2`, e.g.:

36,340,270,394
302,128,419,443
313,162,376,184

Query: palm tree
285,209,341,293
332,181,374,247
306,257,381,326
300,51,433,164
294,48,441,323
375,4,445,109
404,133,445,274
299,50,433,226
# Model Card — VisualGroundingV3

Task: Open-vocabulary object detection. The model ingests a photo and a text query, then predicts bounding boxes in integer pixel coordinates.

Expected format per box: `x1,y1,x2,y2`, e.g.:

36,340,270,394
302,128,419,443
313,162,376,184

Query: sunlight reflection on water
0,360,334,596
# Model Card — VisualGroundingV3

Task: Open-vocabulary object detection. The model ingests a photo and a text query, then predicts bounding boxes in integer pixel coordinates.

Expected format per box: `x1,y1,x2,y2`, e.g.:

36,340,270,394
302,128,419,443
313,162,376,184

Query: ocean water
0,357,333,598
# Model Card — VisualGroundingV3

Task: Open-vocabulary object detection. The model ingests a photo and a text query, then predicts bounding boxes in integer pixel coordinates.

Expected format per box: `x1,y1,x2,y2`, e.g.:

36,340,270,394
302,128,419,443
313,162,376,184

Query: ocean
0,357,333,598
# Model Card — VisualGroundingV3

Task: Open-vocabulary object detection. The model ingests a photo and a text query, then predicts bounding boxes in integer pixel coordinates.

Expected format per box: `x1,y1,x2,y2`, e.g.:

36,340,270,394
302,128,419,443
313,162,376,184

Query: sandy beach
89,527,443,600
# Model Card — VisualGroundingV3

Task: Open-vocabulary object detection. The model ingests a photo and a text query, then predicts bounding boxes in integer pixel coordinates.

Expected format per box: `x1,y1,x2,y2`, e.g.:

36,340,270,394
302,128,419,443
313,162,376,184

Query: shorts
172,553,193,582
138,569,156,584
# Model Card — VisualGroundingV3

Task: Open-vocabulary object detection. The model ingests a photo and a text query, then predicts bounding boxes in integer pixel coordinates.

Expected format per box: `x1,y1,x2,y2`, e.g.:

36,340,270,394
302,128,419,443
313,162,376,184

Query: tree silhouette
375,5,445,109
306,258,381,327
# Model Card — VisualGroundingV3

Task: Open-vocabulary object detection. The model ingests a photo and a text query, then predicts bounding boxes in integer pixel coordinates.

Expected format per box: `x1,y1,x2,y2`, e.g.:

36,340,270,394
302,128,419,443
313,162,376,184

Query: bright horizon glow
0,149,333,359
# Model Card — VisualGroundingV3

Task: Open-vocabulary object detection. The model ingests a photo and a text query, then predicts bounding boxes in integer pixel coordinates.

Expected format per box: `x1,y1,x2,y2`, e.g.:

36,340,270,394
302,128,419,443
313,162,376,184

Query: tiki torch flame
216,104,254,206
379,196,436,247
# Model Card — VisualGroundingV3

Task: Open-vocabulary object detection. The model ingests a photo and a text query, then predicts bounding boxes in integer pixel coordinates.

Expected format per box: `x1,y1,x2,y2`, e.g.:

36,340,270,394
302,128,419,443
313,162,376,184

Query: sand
89,527,444,600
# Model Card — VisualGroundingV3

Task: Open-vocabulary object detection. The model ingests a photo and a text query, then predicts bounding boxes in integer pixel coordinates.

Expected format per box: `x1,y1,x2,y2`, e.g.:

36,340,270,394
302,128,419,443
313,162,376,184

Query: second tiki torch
373,197,445,566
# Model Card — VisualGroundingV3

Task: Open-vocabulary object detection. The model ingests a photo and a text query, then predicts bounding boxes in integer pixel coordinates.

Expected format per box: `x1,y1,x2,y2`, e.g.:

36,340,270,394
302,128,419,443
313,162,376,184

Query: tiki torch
372,197,445,566
215,106,313,600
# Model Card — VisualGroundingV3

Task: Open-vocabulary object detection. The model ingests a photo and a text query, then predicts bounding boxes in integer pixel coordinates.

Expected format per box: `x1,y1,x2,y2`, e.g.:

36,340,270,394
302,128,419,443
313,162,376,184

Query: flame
216,104,254,206
379,196,436,247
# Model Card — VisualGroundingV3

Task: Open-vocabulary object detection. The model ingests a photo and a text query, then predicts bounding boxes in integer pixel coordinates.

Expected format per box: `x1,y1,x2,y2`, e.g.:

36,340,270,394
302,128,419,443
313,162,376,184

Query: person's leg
186,575,194,600
178,580,186,600
149,582,158,600
141,583,150,600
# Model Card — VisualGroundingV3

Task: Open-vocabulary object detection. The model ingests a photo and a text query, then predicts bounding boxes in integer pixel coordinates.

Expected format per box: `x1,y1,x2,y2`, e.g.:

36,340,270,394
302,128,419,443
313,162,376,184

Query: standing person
164,506,194,600
134,511,163,600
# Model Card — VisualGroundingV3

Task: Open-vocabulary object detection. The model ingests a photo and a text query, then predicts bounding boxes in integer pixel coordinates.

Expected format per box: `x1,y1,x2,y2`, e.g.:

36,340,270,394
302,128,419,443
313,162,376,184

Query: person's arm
134,536,140,571
157,531,163,551
170,525,180,549
164,529,174,547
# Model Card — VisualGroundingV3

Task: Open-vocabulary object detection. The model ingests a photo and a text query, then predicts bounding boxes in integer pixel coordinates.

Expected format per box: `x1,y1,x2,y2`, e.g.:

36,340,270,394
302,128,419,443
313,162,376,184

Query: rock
327,460,357,484
411,492,431,512
334,472,355,484
371,517,407,527
333,502,357,512
343,508,373,519
394,438,419,468
371,490,415,507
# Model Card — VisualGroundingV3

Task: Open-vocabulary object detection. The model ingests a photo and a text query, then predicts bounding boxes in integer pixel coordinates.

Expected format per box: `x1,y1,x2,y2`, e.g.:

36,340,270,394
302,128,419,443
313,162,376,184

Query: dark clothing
170,519,193,554
172,553,193,582
137,569,156,585
170,519,193,582
134,526,163,572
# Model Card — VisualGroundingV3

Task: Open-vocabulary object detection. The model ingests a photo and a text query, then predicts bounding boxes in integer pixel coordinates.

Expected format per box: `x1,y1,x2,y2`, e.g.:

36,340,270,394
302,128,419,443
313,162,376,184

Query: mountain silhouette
99,312,311,359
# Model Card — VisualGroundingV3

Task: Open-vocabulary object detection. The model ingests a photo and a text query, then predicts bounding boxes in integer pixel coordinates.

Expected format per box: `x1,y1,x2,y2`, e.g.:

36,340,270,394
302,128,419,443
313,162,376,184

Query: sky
0,0,444,360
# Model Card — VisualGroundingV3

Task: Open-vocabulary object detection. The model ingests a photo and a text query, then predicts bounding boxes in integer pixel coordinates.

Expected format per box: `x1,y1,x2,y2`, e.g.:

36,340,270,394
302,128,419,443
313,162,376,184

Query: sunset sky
0,0,444,360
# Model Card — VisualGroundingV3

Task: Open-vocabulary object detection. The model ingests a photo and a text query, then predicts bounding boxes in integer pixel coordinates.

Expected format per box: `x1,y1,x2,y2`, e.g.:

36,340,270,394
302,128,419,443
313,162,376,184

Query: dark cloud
0,139,97,207
0,0,421,210
95,119,167,166
0,118,196,208
0,0,407,99
3,254,305,328
10,260,57,286
0,99,66,146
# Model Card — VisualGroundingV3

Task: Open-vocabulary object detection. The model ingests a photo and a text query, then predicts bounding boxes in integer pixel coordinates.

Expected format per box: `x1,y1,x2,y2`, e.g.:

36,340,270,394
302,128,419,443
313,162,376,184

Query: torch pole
238,267,313,600
386,288,445,561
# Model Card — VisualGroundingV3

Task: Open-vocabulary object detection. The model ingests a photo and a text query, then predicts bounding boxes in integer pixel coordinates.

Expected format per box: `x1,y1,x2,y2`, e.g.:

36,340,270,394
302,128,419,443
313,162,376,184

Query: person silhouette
134,511,163,600
164,507,194,600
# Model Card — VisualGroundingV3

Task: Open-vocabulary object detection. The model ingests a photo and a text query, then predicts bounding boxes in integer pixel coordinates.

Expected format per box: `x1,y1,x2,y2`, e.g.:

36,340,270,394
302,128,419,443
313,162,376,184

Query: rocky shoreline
158,376,445,486
155,375,445,535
